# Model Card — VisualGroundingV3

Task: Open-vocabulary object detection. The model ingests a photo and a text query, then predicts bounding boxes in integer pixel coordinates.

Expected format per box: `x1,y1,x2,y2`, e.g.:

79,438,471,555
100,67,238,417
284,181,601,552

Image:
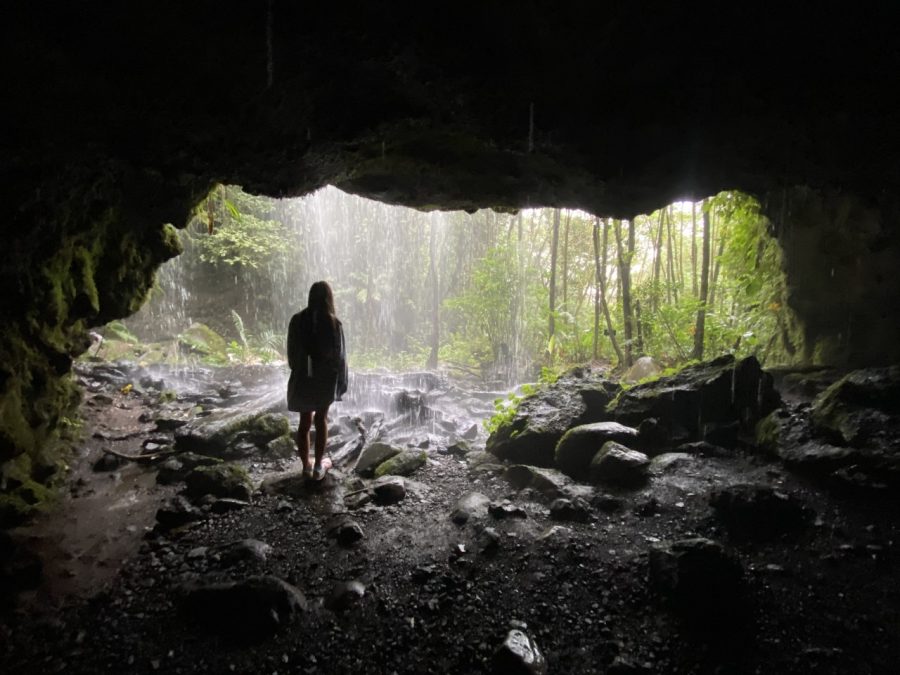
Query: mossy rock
356,442,403,477
266,434,297,460
374,449,427,477
178,323,228,358
0,480,55,527
184,463,253,501
175,408,290,457
103,321,139,344
555,422,639,479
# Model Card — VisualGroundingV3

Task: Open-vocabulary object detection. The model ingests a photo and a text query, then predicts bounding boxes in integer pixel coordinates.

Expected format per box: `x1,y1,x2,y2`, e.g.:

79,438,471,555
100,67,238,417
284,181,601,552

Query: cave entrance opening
90,185,793,448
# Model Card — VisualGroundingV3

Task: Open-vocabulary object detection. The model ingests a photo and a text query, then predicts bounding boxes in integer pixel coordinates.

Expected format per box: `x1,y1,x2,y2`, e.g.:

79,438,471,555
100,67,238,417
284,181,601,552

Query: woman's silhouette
286,281,348,480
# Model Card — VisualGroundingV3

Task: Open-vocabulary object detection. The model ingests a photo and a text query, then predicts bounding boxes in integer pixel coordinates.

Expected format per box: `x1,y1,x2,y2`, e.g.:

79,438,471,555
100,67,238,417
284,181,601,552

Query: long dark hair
306,281,339,352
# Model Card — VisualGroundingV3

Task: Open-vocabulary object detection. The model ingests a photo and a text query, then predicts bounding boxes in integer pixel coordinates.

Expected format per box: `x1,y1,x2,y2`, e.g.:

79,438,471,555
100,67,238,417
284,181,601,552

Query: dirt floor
1,368,898,675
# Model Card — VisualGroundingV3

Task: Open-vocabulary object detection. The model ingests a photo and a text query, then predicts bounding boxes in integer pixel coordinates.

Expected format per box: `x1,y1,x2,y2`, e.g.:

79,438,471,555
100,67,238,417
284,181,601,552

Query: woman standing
286,281,348,480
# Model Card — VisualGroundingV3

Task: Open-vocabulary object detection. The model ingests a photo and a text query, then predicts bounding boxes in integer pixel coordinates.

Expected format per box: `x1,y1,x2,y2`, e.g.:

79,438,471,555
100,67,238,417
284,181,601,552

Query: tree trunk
548,208,560,358
562,210,570,314
666,207,679,303
693,205,712,360
598,218,624,365
691,201,698,297
592,217,602,359
708,216,726,311
635,299,644,356
613,218,635,366
651,209,664,312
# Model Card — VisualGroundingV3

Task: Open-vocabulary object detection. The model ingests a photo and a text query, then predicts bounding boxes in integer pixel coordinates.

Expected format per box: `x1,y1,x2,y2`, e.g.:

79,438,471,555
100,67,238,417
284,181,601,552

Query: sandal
312,463,326,481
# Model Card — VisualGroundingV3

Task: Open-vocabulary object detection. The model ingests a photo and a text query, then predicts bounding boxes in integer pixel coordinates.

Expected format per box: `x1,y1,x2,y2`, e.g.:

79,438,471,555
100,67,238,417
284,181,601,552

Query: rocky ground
1,360,898,674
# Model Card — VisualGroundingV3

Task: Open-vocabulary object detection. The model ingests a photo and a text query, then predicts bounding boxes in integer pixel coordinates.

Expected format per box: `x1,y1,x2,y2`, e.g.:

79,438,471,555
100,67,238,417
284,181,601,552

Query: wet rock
622,356,662,383
549,497,592,522
462,423,479,441
373,449,427,477
503,465,573,498
675,440,730,457
260,470,311,498
155,496,205,530
709,484,811,539
556,422,639,479
326,580,366,611
158,452,223,485
181,575,307,639
451,491,491,524
811,366,900,447
478,526,502,553
154,409,195,431
355,442,403,477
174,399,289,458
492,629,547,675
184,463,253,502
649,537,746,628
589,442,649,487
372,476,406,505
613,355,780,443
536,525,571,544
212,538,272,564
210,497,251,514
486,370,620,466
265,434,297,460
489,500,528,520
445,439,471,458
636,417,668,453
92,452,125,472
328,517,364,546
648,452,696,476
702,420,739,448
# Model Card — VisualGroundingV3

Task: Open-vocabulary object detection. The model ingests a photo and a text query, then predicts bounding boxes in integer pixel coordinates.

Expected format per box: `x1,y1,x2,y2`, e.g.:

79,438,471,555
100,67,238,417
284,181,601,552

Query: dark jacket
286,309,348,410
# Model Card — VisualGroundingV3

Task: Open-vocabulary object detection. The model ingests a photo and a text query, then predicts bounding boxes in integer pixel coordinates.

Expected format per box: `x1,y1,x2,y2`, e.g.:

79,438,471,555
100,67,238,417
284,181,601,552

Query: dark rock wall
2,3,900,484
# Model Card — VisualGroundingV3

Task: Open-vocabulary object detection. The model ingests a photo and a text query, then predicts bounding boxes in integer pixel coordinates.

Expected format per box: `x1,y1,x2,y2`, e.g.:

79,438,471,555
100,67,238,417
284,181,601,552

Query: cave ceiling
4,3,899,221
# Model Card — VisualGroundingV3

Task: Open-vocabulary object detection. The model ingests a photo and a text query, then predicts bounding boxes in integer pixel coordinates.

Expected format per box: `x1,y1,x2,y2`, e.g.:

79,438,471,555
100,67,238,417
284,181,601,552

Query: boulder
589,442,650,487
709,484,811,539
549,497,592,523
613,355,780,444
372,476,406,505
156,495,204,530
648,453,695,476
503,465,573,498
174,393,289,458
555,422,639,479
266,434,297,459
211,539,272,565
374,449,427,477
648,538,746,628
184,463,253,502
181,575,307,639
810,366,900,447
178,323,228,358
451,491,491,524
157,452,222,485
486,370,620,466
355,442,403,477
622,355,662,383
492,629,547,675
325,580,366,611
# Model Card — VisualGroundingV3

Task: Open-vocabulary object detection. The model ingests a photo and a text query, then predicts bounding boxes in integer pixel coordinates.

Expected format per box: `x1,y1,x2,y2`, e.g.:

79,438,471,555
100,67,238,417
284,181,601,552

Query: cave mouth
117,184,790,385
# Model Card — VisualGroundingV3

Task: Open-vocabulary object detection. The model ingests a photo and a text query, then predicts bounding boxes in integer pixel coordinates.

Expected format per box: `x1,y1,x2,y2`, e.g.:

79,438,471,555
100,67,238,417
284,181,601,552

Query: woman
286,281,348,480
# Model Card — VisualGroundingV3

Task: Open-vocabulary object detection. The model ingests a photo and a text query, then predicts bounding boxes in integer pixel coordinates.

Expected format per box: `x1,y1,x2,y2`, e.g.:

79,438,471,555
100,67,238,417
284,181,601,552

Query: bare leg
297,412,313,471
313,406,330,467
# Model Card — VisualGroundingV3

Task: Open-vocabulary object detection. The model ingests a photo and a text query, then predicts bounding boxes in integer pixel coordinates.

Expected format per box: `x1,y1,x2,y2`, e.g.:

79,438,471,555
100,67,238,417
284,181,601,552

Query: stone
373,449,427,477
174,395,289,458
622,355,662,383
259,470,309,498
212,538,272,564
486,370,620,466
648,538,746,627
612,355,780,443
589,442,650,487
648,452,695,476
636,417,668,453
355,442,403,477
155,496,204,530
488,501,528,520
266,434,297,459
502,464,573,498
478,526,502,553
555,422,639,479
592,493,625,512
492,629,547,675
445,440,471,457
184,463,253,502
326,580,366,611
461,423,479,441
155,458,185,485
181,575,307,639
709,484,811,539
450,491,491,525
549,497,592,523
674,441,730,458
810,366,900,447
328,517,364,546
372,476,406,505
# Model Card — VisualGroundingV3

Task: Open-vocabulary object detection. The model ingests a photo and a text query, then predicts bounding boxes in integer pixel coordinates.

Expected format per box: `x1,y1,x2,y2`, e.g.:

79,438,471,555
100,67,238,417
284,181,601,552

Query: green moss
158,389,177,404
179,323,228,358
105,321,139,344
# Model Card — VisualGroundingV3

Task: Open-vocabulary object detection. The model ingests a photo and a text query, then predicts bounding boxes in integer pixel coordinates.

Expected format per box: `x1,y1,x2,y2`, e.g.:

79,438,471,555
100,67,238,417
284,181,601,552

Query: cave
2,4,899,673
